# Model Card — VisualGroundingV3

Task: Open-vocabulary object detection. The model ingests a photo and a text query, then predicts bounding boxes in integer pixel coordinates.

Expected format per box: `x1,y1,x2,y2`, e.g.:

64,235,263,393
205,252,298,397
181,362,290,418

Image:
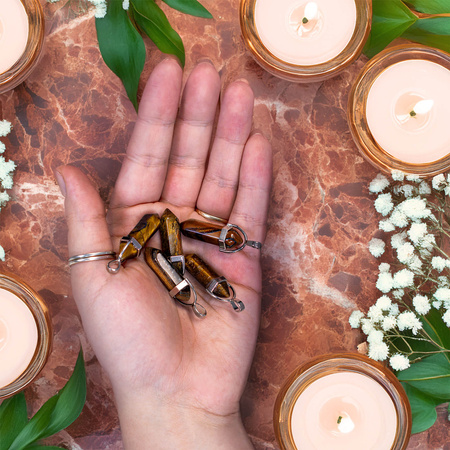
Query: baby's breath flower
432,256,447,272
408,222,428,245
390,208,409,228
367,305,383,323
391,170,405,182
0,120,11,137
406,174,421,183
0,142,5,154
400,185,414,197
389,354,410,371
408,255,423,271
379,219,395,232
392,289,405,300
368,342,389,361
376,272,394,293
367,329,384,344
379,263,390,273
349,310,364,328
418,181,431,195
413,295,431,315
443,310,450,327
382,316,397,331
374,193,394,216
369,174,390,193
393,269,414,288
369,238,385,258
432,300,442,309
445,185,450,197
122,0,129,9
397,311,422,335
438,276,450,287
432,174,446,191
376,295,391,311
434,288,450,302
89,0,107,18
391,232,407,250
389,303,400,317
396,242,415,265
399,198,431,220
0,245,5,261
361,318,375,335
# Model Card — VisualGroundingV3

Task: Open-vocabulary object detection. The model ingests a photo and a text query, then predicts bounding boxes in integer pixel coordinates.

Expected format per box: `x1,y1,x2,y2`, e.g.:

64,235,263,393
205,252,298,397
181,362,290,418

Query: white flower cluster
47,0,130,17
352,171,450,371
0,120,16,261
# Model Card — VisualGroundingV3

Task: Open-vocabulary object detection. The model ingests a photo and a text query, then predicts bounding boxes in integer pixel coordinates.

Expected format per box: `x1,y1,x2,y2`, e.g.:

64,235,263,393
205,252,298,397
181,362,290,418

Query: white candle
0,288,38,389
254,0,357,66
290,372,398,449
366,59,450,164
0,0,29,74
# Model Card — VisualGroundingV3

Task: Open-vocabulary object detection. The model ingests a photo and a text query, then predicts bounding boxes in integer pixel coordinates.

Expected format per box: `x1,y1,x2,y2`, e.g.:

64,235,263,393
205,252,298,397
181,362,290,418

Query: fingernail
162,56,182,67
196,57,215,66
251,129,264,137
236,78,250,85
55,168,66,197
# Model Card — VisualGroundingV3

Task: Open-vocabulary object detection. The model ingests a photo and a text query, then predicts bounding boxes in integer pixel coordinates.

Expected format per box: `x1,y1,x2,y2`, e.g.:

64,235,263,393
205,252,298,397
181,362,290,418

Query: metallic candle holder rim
273,352,412,450
0,0,45,94
239,0,372,82
348,44,450,177
0,273,53,399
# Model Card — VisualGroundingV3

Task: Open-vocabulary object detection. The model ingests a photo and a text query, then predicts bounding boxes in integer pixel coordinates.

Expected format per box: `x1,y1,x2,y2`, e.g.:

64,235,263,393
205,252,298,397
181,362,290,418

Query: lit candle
0,288,38,389
290,372,397,449
0,0,29,75
366,59,450,164
274,354,411,450
254,0,357,66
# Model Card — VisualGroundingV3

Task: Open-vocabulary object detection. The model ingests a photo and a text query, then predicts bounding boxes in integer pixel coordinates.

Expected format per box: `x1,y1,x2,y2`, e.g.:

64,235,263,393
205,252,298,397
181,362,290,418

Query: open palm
57,59,272,447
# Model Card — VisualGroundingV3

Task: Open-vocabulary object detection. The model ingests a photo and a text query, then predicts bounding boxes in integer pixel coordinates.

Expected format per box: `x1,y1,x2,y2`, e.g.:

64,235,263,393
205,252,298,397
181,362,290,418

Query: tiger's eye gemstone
160,209,184,274
119,214,160,262
181,219,243,249
144,247,191,303
185,254,230,298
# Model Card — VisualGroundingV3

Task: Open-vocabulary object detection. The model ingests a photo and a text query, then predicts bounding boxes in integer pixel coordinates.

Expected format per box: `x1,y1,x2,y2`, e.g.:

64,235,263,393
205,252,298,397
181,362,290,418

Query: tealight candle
0,0,44,94
348,46,450,176
0,0,29,75
274,354,411,450
0,274,52,399
240,0,371,82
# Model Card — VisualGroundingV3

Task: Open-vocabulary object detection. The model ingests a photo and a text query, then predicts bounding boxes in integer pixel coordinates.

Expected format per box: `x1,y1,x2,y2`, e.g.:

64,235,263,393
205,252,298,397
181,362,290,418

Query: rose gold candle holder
240,0,371,82
0,274,52,399
274,353,411,450
348,45,450,177
0,0,45,94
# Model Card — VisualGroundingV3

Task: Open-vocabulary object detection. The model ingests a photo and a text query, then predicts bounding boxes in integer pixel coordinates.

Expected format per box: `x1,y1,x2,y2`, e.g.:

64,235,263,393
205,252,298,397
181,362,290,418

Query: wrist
114,389,253,449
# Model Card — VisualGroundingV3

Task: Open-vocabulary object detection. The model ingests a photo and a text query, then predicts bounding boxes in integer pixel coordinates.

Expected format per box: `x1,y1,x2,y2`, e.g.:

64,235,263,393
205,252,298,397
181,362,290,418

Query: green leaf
0,392,28,450
402,383,440,433
363,0,418,58
397,353,450,401
131,0,185,66
402,17,450,54
404,0,450,14
96,0,146,110
162,0,212,18
9,349,86,449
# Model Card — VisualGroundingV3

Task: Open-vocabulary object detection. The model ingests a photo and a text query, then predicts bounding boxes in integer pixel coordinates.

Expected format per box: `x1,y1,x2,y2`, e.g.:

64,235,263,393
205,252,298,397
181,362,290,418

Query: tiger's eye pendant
144,248,207,318
107,214,160,273
185,254,245,312
160,208,185,275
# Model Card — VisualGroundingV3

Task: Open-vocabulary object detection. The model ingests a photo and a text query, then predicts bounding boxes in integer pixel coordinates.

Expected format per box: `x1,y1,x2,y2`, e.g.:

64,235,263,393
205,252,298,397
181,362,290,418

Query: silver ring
195,208,228,224
68,251,116,266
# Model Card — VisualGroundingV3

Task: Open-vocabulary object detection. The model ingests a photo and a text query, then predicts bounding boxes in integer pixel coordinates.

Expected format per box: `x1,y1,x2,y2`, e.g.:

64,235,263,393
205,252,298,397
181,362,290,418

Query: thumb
56,165,113,277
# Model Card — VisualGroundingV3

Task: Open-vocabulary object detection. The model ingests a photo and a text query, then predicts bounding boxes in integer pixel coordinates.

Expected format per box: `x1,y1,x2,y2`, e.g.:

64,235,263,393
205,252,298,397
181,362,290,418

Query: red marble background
0,0,448,448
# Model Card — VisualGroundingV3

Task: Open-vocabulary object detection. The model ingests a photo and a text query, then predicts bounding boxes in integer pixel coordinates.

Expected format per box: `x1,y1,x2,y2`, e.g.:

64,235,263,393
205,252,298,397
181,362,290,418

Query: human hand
56,59,272,449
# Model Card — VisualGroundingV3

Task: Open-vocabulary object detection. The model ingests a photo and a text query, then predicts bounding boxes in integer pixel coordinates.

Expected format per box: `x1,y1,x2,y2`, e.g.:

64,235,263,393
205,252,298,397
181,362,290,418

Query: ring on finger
195,207,228,224
68,251,116,267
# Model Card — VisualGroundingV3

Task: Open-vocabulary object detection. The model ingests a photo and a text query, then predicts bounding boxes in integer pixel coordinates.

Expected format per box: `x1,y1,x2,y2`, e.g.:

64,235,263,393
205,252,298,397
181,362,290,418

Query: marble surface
0,0,448,448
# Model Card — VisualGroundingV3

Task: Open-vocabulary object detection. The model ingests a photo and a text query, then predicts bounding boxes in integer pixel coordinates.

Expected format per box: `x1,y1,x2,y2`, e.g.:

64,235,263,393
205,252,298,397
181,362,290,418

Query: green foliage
398,353,450,433
364,0,450,58
94,0,212,109
0,349,86,450
96,0,146,111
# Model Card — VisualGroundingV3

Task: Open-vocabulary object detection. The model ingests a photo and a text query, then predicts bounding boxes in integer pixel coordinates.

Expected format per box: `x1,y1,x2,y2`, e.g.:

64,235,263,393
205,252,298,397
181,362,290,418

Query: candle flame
337,416,355,434
412,99,434,115
304,2,318,21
